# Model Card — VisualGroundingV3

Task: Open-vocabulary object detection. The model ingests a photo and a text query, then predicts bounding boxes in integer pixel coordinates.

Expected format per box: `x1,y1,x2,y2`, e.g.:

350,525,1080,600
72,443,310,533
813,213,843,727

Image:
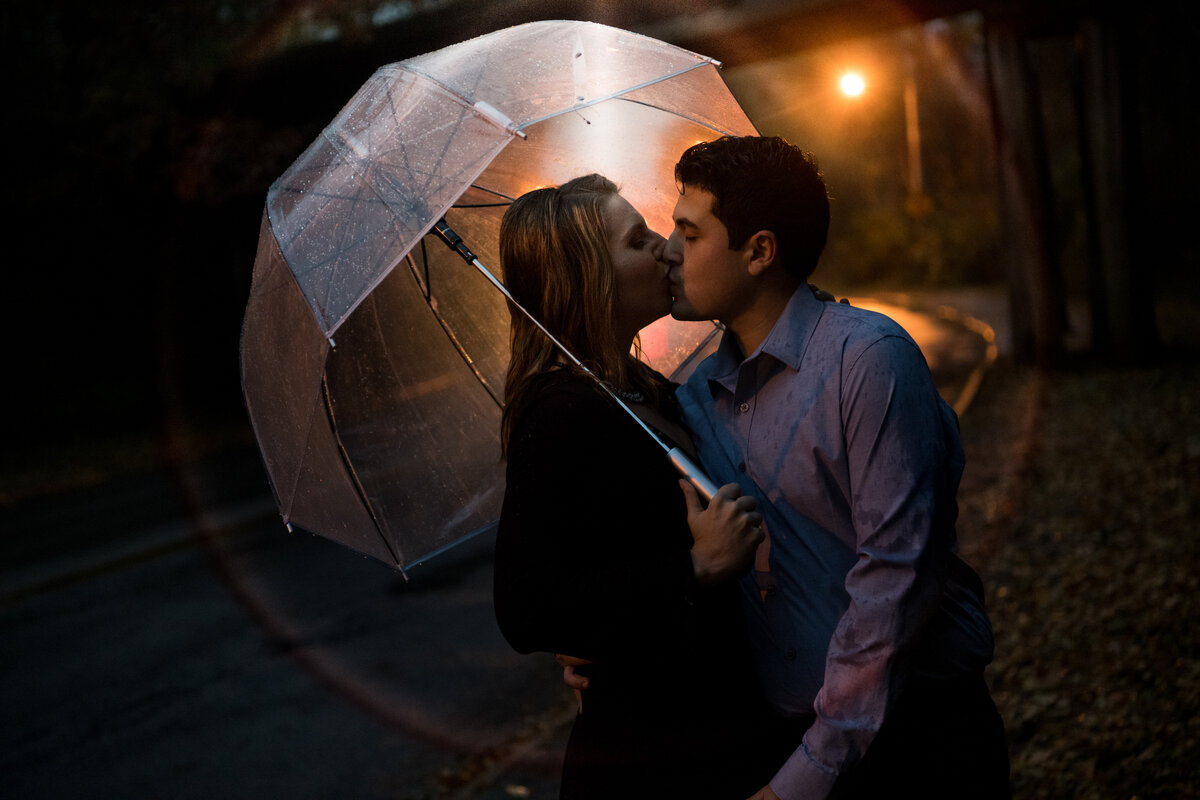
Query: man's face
666,186,750,322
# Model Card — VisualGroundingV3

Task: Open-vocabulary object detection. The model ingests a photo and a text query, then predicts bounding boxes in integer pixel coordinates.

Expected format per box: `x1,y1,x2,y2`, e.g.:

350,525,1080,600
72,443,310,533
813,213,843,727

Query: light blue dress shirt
677,286,995,799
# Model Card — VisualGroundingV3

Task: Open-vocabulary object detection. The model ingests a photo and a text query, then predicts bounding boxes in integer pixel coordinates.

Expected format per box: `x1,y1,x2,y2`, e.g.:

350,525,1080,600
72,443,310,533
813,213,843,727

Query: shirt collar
707,285,825,394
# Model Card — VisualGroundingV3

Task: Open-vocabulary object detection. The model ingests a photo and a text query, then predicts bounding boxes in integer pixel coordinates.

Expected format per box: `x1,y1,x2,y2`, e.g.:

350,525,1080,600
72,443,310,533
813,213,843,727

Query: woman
492,174,774,799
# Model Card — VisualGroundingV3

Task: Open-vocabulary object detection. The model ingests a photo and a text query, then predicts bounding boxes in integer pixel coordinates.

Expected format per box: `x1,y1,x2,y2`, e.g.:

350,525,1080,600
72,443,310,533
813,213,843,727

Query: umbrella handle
433,218,477,263
667,447,720,504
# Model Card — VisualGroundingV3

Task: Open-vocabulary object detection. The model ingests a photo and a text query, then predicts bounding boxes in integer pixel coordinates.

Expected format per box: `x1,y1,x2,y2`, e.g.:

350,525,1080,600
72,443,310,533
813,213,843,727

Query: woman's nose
651,232,667,260
663,230,682,265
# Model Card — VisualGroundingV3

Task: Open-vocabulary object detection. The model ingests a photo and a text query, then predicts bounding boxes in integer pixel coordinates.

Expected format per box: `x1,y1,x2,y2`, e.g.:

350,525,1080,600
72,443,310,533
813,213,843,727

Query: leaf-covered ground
957,358,1200,799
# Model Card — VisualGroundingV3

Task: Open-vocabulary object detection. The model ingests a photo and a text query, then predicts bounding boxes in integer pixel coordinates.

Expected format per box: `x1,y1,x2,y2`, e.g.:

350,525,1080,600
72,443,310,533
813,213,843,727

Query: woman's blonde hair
499,174,668,455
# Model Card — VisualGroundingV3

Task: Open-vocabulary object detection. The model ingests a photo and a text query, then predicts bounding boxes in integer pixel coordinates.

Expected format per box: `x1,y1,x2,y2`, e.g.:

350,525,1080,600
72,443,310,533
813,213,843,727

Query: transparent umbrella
239,20,758,573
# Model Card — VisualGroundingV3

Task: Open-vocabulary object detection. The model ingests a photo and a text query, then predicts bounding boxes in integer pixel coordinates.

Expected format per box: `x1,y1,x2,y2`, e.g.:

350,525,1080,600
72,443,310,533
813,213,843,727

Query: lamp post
902,50,931,219
840,57,930,219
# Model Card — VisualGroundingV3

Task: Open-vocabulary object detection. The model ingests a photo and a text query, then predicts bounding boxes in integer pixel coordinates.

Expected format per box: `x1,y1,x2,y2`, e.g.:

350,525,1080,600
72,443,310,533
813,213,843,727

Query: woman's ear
745,231,779,277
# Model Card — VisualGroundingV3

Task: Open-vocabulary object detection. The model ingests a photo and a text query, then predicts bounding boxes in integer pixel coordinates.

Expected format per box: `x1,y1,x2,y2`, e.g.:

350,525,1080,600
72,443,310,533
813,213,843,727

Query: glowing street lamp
840,71,866,97
838,63,929,218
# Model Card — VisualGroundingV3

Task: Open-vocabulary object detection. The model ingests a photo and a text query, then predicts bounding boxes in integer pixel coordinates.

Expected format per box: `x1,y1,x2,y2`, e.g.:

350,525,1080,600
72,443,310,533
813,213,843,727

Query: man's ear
745,231,779,277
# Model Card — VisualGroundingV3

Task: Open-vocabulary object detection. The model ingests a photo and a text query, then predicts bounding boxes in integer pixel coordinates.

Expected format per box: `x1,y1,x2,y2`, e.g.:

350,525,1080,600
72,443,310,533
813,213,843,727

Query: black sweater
494,369,775,799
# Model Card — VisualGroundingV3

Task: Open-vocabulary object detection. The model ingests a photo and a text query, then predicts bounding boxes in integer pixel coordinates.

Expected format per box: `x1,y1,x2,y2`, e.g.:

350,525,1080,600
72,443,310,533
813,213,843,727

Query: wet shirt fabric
677,286,995,800
494,368,776,800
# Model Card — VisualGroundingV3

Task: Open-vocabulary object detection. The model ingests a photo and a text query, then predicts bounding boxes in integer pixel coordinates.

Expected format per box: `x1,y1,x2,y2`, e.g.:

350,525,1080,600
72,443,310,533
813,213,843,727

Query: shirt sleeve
770,335,954,799
493,384,702,662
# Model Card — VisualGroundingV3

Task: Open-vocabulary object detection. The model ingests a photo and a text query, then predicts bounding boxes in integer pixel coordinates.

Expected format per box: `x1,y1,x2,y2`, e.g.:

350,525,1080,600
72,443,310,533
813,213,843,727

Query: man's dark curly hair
674,135,830,281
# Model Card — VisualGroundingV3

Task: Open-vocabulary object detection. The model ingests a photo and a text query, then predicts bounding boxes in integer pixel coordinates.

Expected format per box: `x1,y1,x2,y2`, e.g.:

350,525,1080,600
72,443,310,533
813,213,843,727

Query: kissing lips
667,268,682,301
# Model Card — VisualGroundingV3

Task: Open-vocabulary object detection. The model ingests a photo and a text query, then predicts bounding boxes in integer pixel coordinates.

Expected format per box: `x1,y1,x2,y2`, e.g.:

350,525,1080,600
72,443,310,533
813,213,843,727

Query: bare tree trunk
983,16,1067,367
1075,8,1160,361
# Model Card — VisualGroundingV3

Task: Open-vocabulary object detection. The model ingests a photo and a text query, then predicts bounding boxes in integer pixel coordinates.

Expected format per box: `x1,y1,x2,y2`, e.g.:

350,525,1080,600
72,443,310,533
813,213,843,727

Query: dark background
3,4,1197,797
6,0,1198,500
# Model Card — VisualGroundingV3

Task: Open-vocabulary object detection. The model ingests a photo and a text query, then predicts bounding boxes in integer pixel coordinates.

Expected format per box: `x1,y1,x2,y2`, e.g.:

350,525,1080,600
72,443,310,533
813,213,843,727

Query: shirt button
737,461,746,473
738,402,750,414
785,647,797,661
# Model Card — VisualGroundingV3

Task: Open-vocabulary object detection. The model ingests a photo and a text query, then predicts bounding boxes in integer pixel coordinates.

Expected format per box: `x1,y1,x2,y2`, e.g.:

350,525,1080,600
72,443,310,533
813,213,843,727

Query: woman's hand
556,653,593,713
680,480,764,586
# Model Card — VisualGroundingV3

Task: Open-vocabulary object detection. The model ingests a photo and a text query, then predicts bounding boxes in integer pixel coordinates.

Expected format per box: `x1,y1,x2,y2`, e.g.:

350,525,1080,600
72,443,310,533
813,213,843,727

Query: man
666,136,1009,799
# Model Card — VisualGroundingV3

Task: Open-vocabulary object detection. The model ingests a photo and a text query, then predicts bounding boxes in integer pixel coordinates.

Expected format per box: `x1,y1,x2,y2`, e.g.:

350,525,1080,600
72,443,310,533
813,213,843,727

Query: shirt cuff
770,741,839,800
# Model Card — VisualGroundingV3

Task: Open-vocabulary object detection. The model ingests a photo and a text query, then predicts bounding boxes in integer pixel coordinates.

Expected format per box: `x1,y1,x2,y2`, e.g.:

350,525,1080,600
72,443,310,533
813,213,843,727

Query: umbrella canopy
240,20,758,572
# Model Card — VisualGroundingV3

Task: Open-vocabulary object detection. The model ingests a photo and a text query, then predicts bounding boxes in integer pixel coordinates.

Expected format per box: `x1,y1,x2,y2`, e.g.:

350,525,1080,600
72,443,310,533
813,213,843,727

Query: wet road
0,295,999,800
1,448,571,800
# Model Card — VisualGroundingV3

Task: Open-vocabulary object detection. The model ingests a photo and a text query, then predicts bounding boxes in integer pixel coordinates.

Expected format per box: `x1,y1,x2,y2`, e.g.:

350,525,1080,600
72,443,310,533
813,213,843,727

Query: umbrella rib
288,97,472,329
279,363,332,524
279,75,518,332
366,133,482,247
428,309,505,408
386,65,503,204
380,83,427,205
306,150,419,332
317,168,394,329
375,77,460,211
419,238,432,300
611,95,752,136
516,60,717,130
452,182,516,207
406,522,497,571
668,323,726,382
271,161,394,301
320,373,403,566
403,252,505,408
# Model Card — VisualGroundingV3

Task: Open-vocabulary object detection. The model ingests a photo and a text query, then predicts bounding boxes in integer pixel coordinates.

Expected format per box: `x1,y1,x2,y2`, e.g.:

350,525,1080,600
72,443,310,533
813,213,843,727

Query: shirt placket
731,363,778,603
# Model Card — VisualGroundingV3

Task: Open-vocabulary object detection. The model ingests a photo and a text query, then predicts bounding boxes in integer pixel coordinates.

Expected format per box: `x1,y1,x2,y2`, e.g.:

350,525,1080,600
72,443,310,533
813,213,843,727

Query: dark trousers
760,674,1010,800
828,673,1011,800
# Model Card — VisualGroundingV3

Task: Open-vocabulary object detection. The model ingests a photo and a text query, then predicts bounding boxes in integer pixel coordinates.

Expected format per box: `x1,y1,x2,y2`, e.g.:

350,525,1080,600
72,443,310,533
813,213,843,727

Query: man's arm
768,335,954,800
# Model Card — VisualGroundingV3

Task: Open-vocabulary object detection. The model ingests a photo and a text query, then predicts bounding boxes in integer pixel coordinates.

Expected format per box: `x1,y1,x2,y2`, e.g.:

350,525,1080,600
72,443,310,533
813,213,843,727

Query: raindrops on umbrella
240,21,758,573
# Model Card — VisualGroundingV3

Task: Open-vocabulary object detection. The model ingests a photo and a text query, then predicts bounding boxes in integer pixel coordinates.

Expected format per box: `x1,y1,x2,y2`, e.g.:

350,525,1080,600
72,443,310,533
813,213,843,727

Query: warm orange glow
840,71,866,97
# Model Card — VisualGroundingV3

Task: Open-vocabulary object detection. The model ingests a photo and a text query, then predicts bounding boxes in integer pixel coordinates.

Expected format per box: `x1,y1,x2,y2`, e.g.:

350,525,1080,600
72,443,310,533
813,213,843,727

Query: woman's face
604,193,671,343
